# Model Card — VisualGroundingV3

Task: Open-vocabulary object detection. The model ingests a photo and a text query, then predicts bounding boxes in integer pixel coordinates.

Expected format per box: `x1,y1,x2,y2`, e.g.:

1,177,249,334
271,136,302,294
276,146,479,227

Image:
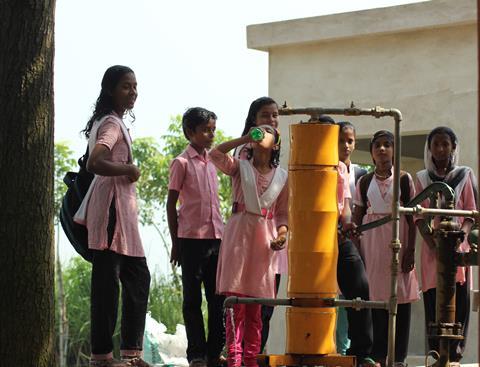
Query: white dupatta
239,159,287,216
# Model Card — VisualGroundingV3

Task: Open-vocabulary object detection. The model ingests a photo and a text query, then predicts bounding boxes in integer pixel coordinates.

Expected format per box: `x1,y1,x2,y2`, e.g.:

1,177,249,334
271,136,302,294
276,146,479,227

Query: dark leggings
90,198,151,355
371,303,411,363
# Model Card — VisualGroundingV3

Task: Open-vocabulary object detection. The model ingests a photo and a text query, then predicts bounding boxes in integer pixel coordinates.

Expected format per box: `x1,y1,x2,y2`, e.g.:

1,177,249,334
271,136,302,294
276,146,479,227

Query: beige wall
249,1,478,362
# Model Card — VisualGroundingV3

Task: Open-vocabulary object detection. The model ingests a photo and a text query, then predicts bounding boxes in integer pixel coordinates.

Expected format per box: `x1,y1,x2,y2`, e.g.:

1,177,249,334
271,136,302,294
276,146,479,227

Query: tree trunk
0,1,56,366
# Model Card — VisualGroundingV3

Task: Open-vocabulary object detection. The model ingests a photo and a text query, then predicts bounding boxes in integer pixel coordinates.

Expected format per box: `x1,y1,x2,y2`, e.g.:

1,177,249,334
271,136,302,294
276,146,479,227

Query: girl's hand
401,247,415,273
170,240,182,267
126,164,141,182
270,235,286,251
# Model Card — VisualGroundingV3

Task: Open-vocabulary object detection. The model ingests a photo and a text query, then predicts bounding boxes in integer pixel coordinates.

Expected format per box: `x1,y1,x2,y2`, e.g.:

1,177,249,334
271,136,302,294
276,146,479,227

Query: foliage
54,142,77,224
147,273,184,334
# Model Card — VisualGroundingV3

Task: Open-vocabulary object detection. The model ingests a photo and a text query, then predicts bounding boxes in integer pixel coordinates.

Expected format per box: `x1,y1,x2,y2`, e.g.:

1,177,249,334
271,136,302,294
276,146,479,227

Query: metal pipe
399,207,479,218
279,104,402,367
354,182,458,234
431,220,465,367
279,104,402,121
223,296,388,310
386,112,402,367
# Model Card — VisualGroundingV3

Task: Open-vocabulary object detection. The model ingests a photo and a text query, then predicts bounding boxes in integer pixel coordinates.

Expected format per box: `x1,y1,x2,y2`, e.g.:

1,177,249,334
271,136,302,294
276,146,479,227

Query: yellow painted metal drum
286,123,339,354
286,307,337,355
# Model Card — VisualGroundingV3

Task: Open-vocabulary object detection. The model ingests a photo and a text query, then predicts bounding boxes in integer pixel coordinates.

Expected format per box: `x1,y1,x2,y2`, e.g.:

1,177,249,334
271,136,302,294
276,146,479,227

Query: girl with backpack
415,126,477,362
75,65,151,367
209,125,288,367
352,130,419,367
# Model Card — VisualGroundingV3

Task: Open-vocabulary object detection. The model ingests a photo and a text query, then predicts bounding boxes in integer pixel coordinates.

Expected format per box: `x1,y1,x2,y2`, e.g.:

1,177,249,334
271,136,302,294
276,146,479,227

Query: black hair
427,126,458,150
182,107,217,140
337,121,356,135
246,127,281,168
369,130,394,152
318,115,335,124
241,97,278,136
81,65,135,138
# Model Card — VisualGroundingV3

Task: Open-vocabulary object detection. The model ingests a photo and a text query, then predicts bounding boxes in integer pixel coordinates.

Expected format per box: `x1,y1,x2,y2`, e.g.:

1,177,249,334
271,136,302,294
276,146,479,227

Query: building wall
252,8,478,363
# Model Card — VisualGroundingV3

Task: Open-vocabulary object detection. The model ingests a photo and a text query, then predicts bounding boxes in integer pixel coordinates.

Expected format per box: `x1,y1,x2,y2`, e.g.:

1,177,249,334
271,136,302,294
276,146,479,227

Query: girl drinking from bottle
209,124,288,367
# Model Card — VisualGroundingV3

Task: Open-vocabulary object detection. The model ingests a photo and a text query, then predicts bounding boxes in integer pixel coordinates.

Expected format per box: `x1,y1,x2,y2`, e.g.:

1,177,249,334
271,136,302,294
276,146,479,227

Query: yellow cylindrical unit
286,123,339,355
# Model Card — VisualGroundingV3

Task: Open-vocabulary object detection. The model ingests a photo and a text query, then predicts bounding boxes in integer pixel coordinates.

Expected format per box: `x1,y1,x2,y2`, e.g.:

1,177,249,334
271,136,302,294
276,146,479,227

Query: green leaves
54,142,77,224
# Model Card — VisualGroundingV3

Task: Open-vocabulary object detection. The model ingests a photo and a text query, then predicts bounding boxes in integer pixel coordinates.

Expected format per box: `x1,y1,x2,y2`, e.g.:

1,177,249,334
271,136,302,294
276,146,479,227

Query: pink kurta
354,173,419,303
210,149,288,298
235,144,288,274
85,116,144,257
415,169,476,291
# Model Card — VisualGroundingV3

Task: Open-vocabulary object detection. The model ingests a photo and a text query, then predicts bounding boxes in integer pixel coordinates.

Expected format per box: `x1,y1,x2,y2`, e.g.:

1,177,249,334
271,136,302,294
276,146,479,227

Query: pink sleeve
209,148,239,176
459,173,477,211
96,118,121,150
408,173,416,203
168,158,186,191
274,177,289,228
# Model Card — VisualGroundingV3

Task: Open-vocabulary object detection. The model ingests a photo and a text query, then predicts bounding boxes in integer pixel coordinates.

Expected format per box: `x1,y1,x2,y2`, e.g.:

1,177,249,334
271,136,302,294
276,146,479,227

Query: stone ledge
247,0,476,51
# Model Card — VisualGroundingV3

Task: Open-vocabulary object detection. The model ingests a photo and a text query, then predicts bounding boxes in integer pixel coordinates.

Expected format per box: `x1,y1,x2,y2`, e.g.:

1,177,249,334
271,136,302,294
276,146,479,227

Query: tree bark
0,1,56,366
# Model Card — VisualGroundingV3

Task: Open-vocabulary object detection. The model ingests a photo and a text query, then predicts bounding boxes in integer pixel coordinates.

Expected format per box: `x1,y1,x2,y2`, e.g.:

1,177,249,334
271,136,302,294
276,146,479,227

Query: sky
54,0,425,272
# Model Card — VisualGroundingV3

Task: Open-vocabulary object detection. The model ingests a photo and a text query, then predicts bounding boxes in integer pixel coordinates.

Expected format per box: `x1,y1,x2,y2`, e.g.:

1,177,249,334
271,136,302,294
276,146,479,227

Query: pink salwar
225,293,262,367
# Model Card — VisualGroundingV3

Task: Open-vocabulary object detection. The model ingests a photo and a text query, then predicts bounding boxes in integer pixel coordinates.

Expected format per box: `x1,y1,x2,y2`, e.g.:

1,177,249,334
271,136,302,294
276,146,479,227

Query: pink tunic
354,173,420,303
168,145,223,239
85,116,144,257
415,170,476,291
210,149,288,298
235,144,288,274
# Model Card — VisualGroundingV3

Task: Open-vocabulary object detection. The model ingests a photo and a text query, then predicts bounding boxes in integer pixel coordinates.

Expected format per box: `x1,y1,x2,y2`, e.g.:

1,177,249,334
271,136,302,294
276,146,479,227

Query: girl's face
338,127,355,163
112,72,137,114
371,136,393,166
430,133,454,163
255,103,279,128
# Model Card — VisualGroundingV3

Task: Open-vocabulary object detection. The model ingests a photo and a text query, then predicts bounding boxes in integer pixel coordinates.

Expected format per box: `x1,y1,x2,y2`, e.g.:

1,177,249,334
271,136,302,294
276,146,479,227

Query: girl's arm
402,175,416,273
271,179,289,250
215,134,253,154
413,176,436,249
166,189,181,267
87,120,140,181
210,134,255,176
88,144,140,182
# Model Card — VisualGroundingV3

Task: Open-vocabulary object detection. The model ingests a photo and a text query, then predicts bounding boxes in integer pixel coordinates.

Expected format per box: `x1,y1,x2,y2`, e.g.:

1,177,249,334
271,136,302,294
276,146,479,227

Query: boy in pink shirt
167,107,225,367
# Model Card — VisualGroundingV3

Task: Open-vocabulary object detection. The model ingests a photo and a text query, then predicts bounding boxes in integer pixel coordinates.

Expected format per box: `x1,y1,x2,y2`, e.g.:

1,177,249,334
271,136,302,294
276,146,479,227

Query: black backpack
59,147,94,262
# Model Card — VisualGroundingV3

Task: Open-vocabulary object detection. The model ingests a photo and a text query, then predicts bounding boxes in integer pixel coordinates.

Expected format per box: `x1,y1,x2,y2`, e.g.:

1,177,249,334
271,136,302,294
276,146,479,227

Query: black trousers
260,273,281,353
337,240,373,361
423,279,470,362
90,199,151,355
90,251,151,354
371,303,411,363
180,238,225,362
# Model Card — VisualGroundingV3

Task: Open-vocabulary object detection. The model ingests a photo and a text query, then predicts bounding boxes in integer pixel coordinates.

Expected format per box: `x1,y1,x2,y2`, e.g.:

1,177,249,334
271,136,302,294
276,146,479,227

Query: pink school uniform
415,168,476,292
354,172,420,303
210,148,288,298
75,114,144,257
234,143,288,276
210,148,287,367
168,144,223,240
338,161,351,214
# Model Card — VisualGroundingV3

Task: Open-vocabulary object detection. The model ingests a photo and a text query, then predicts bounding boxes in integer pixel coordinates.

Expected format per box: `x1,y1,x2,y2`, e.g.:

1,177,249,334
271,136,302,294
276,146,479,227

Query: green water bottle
250,127,265,142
